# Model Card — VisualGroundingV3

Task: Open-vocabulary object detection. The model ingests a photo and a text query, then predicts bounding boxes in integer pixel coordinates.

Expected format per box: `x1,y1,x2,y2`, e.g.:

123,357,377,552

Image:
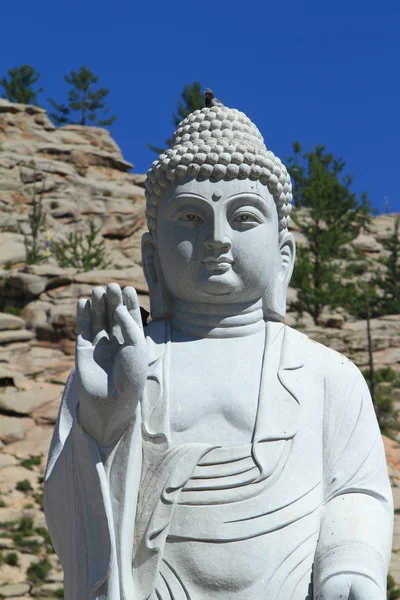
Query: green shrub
364,367,398,385
102,189,113,197
24,170,46,265
16,517,34,536
55,588,64,597
388,574,400,599
51,219,110,272
33,492,44,510
35,526,52,545
362,368,400,436
27,558,51,584
3,305,21,316
0,498,7,507
5,552,18,566
20,455,42,470
75,165,87,177
12,517,35,546
16,479,32,492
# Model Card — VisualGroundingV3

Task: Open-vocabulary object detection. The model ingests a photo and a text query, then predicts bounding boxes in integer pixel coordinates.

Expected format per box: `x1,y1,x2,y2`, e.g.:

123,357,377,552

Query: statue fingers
91,287,109,345
114,305,143,346
76,298,92,347
122,286,143,331
106,283,124,345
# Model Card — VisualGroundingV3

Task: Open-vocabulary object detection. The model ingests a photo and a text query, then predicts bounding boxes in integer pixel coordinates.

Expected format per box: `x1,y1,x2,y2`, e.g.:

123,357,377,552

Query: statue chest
168,333,265,446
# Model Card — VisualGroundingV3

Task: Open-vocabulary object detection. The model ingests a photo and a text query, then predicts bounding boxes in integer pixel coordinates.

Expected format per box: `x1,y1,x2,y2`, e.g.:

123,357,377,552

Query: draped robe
44,321,393,600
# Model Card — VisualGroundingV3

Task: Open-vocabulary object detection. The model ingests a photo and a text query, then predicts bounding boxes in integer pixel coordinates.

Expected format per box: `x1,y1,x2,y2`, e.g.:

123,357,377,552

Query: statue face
154,178,282,306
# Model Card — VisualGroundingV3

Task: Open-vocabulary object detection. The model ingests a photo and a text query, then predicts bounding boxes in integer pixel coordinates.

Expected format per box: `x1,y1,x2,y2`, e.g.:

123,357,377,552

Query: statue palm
76,283,148,446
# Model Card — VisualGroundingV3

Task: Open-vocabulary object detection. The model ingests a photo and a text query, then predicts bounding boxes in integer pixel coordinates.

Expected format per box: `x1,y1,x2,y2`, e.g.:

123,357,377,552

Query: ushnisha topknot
145,99,293,238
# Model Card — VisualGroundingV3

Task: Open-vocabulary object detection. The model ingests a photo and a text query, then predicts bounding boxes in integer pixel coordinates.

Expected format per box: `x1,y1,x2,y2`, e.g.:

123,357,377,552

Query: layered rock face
0,99,147,268
0,100,399,596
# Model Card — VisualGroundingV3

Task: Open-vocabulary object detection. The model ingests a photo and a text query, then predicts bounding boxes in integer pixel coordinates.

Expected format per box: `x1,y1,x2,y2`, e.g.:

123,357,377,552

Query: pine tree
48,66,116,127
0,65,43,105
148,82,204,154
287,143,371,324
375,216,400,315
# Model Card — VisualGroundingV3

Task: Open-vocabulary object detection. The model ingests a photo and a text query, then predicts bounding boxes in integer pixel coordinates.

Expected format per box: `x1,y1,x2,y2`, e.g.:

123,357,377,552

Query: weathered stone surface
1,424,53,458
0,331,34,345
0,383,62,415
31,581,62,596
5,273,47,298
0,234,25,266
0,416,31,445
31,397,62,424
7,344,68,378
46,569,63,583
74,266,147,291
352,232,382,253
20,300,51,329
0,314,25,331
0,465,39,494
0,454,17,468
0,583,30,597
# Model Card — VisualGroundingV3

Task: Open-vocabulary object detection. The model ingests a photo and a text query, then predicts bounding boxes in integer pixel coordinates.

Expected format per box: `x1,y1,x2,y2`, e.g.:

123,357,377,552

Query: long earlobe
141,232,172,320
262,232,296,322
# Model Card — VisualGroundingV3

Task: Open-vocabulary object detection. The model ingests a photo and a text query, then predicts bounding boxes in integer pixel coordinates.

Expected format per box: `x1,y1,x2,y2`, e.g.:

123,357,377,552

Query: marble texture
44,100,393,600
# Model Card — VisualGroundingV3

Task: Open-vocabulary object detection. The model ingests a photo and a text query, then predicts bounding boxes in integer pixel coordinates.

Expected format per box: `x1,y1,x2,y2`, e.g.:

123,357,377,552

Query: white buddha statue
44,98,393,600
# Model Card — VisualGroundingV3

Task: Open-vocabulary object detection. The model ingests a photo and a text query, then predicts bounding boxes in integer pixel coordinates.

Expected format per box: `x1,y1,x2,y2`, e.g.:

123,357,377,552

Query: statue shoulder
282,324,362,386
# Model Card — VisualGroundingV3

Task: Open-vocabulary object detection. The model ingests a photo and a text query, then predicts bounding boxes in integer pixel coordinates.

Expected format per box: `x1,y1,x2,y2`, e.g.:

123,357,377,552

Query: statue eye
178,213,203,225
232,212,261,227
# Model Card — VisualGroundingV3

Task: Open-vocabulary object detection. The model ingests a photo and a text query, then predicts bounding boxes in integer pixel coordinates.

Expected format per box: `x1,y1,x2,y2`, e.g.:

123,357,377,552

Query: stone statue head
142,100,295,322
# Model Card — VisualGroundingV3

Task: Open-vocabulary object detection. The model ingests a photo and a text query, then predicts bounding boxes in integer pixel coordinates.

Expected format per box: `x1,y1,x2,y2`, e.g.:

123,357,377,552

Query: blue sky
1,0,399,213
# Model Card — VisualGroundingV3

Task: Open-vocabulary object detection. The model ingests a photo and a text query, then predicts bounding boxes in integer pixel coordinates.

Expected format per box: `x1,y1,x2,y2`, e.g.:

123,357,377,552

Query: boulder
1,424,53,458
0,234,25,266
0,454,17,468
0,583,31,597
6,273,47,298
74,266,147,292
0,383,62,415
49,301,76,339
352,233,382,253
0,416,31,445
0,330,34,345
7,344,66,377
0,314,25,331
20,300,51,329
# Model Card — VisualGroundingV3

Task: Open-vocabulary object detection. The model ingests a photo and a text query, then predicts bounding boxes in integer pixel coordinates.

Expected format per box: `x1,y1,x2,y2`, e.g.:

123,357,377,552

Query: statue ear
141,232,173,320
262,232,296,322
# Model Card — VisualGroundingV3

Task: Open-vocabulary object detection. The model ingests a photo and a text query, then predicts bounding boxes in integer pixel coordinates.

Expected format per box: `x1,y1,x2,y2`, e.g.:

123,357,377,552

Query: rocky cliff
0,100,399,597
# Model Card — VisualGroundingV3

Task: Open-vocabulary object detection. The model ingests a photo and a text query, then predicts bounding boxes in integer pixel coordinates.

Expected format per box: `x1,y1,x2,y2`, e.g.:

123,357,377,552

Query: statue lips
202,256,233,273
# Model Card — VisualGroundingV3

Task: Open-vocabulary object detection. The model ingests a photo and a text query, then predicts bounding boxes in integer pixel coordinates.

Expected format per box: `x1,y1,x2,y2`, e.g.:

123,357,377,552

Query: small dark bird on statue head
205,88,222,108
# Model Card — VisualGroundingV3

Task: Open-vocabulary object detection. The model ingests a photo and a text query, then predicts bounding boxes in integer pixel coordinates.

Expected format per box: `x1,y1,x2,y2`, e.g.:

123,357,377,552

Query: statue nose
204,216,232,251
204,236,232,251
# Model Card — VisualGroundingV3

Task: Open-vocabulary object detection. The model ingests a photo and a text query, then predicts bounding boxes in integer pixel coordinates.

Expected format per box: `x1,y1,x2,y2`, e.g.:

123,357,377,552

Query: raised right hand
76,283,148,446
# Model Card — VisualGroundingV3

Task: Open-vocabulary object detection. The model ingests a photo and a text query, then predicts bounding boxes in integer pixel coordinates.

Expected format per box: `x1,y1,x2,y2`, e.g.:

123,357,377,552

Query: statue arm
314,367,393,598
44,368,142,600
